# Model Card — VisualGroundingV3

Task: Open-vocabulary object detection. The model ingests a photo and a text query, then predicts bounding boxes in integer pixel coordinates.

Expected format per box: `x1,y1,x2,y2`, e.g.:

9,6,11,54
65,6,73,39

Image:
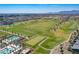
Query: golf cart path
38,37,51,51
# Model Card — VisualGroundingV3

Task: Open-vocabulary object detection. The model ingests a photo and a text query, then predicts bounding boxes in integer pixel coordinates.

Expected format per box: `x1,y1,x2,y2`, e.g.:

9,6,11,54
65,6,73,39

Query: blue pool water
0,47,14,54
6,35,20,42
0,45,20,54
0,35,21,54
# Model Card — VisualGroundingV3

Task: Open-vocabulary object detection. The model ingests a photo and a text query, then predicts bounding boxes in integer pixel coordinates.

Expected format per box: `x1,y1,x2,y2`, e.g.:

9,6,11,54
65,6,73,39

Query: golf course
0,17,79,54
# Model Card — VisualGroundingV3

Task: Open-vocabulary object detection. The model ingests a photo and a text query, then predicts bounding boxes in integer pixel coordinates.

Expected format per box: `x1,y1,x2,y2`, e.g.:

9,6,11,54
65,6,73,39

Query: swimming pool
0,35,22,54
0,46,14,54
0,44,21,54
6,35,20,42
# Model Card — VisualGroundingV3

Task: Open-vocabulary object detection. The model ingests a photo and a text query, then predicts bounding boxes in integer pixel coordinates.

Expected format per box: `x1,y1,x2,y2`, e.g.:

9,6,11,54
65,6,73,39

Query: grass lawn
61,20,79,34
41,20,79,50
41,36,65,49
0,31,9,37
26,36,45,46
0,19,59,36
32,47,50,54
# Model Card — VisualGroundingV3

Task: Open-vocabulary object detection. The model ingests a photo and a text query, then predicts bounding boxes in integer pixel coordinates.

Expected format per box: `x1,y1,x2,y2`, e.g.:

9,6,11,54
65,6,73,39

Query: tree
60,44,64,54
76,29,79,36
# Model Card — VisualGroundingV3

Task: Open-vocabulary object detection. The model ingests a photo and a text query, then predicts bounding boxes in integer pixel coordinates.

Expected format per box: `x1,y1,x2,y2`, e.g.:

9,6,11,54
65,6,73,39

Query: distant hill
48,10,79,15
59,10,79,14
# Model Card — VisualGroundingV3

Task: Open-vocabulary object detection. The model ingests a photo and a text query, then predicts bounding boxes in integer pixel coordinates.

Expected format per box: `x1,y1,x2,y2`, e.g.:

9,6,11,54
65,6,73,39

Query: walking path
38,37,51,51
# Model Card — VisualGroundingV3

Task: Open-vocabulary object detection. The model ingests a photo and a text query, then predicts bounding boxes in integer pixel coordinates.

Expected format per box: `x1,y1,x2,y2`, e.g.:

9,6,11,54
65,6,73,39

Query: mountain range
49,10,79,14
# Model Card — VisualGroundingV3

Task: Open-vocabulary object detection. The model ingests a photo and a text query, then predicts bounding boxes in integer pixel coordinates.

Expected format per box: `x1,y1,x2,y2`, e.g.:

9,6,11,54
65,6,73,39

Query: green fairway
41,20,79,49
0,19,59,36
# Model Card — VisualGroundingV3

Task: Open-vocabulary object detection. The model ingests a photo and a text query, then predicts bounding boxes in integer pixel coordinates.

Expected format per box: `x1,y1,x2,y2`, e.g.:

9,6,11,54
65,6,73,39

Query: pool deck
0,44,22,54
0,30,32,54
0,34,26,54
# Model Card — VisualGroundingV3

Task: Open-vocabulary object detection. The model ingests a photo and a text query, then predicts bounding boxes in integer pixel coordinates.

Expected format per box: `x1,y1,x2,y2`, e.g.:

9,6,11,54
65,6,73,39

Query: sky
0,4,79,13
